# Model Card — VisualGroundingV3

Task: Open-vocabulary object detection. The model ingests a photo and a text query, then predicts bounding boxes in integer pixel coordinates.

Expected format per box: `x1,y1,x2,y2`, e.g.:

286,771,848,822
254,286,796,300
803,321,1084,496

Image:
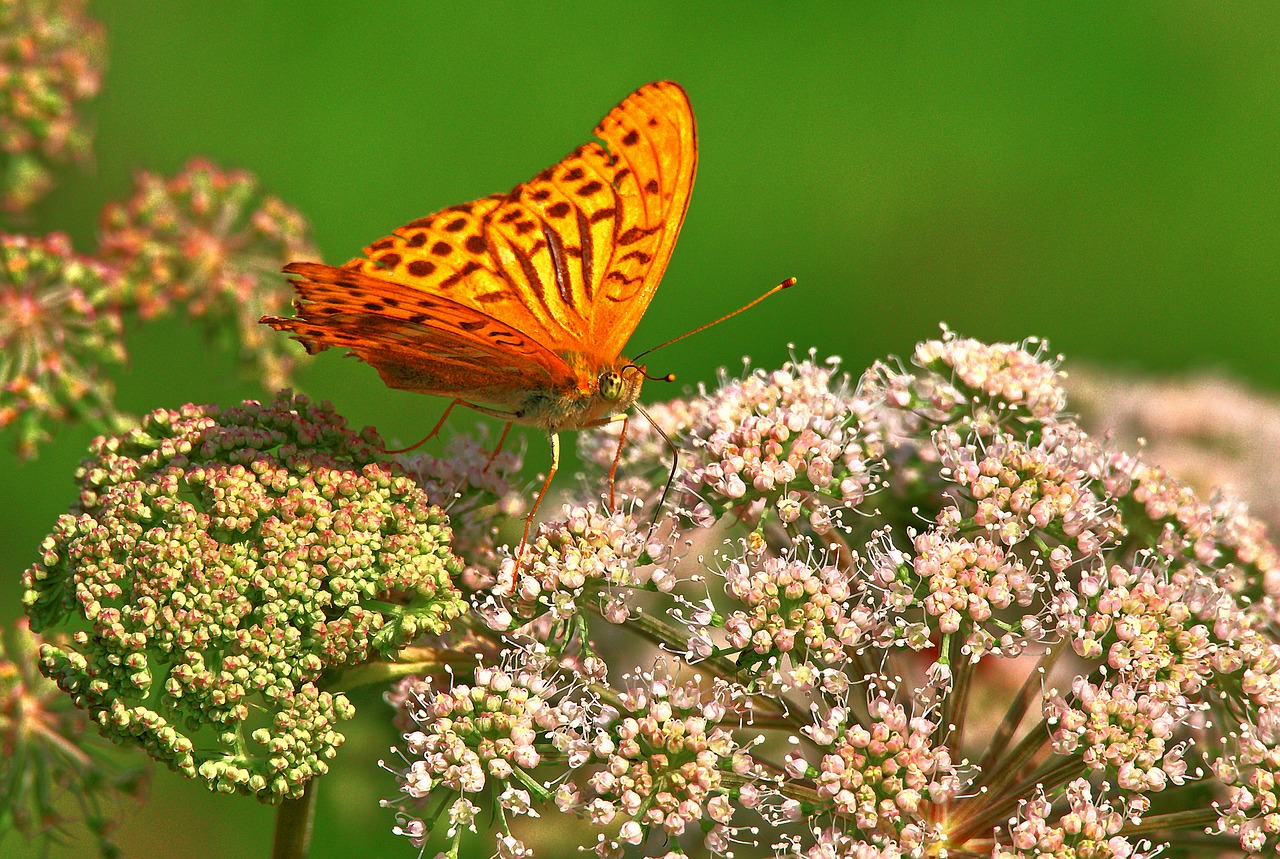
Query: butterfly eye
598,371,625,402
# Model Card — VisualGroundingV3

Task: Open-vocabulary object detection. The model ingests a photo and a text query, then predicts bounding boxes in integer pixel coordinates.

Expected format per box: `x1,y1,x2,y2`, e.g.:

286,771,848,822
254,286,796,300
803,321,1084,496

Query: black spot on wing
407,260,435,277
618,225,659,246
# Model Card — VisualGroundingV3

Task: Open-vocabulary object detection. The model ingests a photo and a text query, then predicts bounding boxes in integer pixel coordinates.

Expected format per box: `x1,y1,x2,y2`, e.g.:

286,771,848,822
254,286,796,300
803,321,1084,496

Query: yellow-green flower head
21,391,465,802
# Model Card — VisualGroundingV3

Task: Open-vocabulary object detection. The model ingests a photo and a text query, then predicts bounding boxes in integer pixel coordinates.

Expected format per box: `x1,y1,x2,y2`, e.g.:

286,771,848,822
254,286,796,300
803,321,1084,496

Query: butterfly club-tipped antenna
631,276,798,364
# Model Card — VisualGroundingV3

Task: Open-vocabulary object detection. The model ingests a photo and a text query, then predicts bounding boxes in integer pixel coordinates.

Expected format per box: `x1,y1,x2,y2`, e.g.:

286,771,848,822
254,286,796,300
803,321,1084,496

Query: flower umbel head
0,231,126,457
0,0,105,212
21,391,465,802
18,322,1271,857
494,501,669,624
98,158,320,390
381,332,1280,859
1,617,148,858
562,666,758,855
385,658,568,851
711,544,866,684
681,355,879,525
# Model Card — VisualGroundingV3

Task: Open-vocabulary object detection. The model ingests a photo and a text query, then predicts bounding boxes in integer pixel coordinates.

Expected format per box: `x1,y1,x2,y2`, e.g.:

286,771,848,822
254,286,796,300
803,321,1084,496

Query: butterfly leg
382,398,467,455
606,414,629,511
579,413,633,511
483,421,514,473
511,432,559,591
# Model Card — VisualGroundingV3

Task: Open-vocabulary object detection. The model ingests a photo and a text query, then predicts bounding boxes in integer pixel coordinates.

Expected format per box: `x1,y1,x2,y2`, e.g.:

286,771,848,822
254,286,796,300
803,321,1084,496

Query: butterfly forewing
263,80,695,413
344,194,558,333
586,81,696,360
355,82,693,360
269,262,579,405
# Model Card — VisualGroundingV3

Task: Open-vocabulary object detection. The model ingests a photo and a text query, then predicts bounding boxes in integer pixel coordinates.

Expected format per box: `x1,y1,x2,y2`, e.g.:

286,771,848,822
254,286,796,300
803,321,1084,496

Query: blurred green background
5,2,1280,856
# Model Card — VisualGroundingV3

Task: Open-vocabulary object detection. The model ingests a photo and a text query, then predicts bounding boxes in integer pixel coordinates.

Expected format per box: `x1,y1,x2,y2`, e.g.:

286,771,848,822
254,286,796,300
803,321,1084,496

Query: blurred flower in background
0,617,148,858
0,230,125,457
0,0,104,215
1071,369,1280,535
99,158,319,391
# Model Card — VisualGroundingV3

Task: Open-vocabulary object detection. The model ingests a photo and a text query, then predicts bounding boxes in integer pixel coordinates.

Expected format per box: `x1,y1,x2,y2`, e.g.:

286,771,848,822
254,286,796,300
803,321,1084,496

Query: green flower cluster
21,391,465,802
0,231,126,458
0,0,104,212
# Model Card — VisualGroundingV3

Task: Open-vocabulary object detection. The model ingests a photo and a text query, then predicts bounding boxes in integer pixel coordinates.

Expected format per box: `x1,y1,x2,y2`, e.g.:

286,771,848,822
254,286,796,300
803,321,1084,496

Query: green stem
1121,807,1219,836
732,712,799,731
974,639,1066,777
938,632,972,752
969,715,1051,799
335,646,475,690
591,601,742,693
272,781,317,859
952,754,1081,845
509,765,555,803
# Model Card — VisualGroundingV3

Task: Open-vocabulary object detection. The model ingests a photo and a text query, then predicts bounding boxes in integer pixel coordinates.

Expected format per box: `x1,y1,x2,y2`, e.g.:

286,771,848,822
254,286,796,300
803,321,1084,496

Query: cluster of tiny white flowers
993,779,1160,859
554,668,758,857
787,695,958,853
914,333,1067,420
386,663,567,850
493,502,673,625
382,336,1280,859
681,356,880,528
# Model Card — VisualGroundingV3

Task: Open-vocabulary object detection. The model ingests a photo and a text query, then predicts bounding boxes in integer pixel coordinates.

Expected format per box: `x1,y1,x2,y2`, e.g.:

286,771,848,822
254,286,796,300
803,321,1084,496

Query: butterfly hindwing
263,262,581,406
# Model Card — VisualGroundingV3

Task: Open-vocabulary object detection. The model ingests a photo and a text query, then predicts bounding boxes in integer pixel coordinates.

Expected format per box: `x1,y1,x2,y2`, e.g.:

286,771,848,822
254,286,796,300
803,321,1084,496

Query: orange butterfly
262,81,697,564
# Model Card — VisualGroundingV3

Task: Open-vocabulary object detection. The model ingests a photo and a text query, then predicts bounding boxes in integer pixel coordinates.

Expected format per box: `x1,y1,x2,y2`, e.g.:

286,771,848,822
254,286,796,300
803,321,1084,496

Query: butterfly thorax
514,352,643,432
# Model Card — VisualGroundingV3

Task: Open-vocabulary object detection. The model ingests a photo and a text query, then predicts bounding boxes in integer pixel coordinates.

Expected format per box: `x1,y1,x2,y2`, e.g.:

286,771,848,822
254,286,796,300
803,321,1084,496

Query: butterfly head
598,367,632,404
525,353,652,431
598,361,647,412
600,360,675,412
563,358,668,429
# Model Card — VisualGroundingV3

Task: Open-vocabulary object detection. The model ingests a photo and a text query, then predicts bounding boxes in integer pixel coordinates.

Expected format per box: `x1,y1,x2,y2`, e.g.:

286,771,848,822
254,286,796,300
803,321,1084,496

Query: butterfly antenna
632,276,797,362
624,366,677,384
